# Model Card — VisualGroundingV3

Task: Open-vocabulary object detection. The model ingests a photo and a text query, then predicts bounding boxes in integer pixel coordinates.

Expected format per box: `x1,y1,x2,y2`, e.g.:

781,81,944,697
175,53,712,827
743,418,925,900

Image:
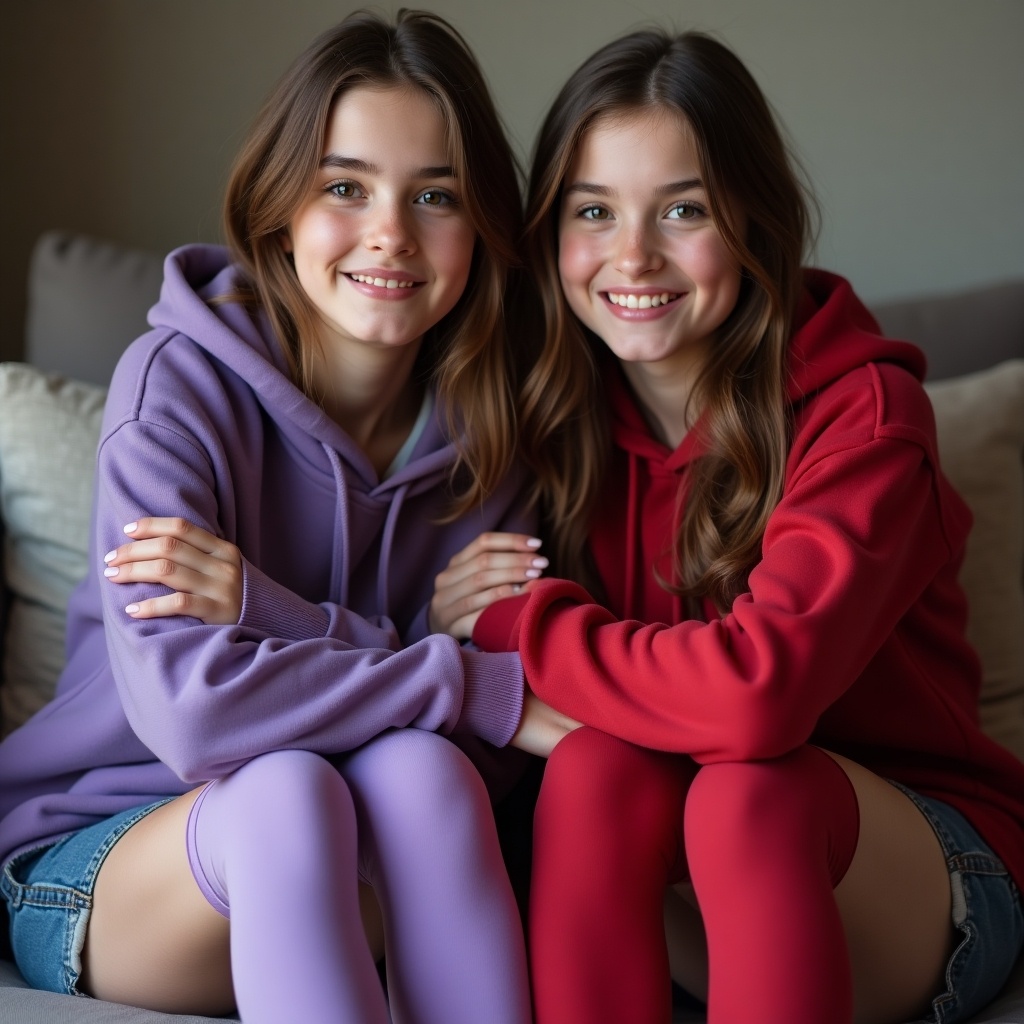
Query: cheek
690,236,742,307
557,231,599,295
289,212,347,265
437,220,477,286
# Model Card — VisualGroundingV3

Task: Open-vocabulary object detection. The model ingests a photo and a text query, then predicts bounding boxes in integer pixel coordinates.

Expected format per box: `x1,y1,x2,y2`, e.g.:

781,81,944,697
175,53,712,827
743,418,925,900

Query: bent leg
339,729,531,1024
684,746,860,1024
84,749,390,1024
530,727,694,1024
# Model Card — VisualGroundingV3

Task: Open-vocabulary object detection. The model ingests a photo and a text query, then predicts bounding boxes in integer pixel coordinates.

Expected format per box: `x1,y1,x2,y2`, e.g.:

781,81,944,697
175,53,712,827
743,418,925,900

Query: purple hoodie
0,245,528,865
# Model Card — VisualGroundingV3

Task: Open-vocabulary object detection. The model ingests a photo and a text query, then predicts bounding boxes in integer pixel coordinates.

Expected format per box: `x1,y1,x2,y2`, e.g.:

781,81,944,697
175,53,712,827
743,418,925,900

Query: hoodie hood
597,268,927,621
146,244,457,614
606,268,926,468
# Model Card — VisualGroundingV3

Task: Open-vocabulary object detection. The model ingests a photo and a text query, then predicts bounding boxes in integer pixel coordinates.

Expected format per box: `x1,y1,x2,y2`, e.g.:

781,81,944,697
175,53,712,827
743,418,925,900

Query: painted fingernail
103,566,119,577
525,568,543,579
125,604,140,615
123,522,138,534
531,557,549,568
526,538,543,549
103,550,116,563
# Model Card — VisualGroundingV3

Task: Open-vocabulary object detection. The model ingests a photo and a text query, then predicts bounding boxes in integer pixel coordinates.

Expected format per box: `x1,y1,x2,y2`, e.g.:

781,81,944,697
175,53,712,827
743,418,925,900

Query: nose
364,198,416,257
614,221,661,278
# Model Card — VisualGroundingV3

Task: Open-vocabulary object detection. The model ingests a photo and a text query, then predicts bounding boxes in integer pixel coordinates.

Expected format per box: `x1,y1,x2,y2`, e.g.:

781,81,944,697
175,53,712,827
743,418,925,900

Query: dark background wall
2,0,1022,361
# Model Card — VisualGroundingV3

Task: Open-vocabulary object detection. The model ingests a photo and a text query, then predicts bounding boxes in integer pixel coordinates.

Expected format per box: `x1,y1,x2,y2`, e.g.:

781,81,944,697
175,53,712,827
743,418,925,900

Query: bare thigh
80,788,235,1014
828,751,954,1024
664,752,954,1023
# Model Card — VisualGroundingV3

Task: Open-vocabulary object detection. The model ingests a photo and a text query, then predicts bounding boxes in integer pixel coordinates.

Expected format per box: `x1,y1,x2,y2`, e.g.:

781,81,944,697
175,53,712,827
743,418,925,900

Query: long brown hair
223,9,524,514
521,29,813,612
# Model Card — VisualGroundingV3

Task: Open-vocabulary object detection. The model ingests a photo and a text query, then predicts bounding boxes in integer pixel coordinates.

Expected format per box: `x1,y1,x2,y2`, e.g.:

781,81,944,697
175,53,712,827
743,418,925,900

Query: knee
536,728,688,860
218,749,355,823
684,747,858,868
341,729,488,825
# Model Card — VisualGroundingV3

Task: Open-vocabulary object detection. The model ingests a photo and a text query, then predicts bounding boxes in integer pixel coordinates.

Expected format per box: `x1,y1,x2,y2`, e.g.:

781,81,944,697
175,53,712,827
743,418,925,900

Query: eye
416,190,458,208
578,204,611,222
666,201,705,221
326,180,364,199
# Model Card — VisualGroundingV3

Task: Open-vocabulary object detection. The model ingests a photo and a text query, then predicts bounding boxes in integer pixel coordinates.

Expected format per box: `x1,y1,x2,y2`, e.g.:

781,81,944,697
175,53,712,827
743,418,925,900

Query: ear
278,228,293,254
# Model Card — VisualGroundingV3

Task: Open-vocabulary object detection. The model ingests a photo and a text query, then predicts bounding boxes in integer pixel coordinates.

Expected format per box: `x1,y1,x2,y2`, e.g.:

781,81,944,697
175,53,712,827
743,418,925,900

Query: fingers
434,534,548,601
106,517,240,568
444,532,543,569
430,533,548,638
101,517,243,626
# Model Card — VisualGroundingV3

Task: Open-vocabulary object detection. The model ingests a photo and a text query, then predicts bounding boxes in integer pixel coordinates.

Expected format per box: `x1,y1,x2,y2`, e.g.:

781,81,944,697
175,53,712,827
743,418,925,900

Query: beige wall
2,0,1022,361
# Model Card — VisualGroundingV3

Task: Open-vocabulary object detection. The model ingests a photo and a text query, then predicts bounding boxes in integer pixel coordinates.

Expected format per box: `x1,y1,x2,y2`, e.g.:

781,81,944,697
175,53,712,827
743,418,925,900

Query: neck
620,354,705,450
312,337,426,474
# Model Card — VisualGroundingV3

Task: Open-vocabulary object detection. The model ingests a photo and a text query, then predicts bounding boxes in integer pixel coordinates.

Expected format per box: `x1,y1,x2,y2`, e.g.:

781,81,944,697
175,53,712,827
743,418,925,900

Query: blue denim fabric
891,783,1024,1023
0,800,169,995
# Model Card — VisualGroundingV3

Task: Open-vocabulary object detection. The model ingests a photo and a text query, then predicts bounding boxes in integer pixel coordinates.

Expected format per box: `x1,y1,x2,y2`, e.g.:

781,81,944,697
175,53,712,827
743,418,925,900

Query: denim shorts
0,799,170,996
890,783,1024,1023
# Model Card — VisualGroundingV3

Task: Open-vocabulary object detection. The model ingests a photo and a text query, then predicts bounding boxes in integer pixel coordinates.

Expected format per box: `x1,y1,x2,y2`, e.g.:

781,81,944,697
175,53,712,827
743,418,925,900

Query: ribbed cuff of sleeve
238,558,329,641
454,649,524,748
472,594,530,652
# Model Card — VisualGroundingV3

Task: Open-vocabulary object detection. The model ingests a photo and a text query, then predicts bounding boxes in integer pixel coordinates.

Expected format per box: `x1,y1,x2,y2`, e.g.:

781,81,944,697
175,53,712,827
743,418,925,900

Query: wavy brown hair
223,9,524,515
522,29,814,611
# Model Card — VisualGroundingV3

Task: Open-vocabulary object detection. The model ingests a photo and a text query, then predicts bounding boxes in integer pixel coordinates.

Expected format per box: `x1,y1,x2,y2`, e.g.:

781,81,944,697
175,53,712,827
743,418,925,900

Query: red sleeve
474,594,531,653
489,435,957,764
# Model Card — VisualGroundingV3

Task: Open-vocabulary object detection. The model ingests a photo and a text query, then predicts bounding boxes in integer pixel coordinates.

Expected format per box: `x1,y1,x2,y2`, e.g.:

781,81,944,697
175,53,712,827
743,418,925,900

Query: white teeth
349,274,415,289
607,291,677,308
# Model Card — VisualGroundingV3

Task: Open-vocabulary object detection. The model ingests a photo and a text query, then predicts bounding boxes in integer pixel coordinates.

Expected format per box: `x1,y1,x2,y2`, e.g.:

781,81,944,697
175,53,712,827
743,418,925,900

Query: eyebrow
320,155,457,178
565,177,704,197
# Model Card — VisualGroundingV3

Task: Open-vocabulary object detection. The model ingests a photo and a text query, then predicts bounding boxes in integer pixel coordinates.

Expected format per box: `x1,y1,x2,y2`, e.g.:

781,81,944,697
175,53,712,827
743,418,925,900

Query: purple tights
186,733,530,1024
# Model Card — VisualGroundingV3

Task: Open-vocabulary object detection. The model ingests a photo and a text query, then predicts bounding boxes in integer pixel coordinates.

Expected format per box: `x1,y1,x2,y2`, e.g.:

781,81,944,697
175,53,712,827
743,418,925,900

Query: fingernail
103,566,119,577
525,568,543,579
125,604,140,614
123,522,138,534
103,550,116,563
531,557,549,568
526,538,542,549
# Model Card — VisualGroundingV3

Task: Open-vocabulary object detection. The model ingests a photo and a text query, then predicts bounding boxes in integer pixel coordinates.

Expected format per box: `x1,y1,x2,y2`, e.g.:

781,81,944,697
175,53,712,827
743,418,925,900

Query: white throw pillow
925,359,1024,761
0,363,106,735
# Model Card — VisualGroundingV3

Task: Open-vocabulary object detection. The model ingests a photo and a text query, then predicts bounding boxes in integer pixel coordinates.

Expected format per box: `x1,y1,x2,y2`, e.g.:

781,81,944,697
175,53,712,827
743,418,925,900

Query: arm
475,435,957,763
96,418,523,783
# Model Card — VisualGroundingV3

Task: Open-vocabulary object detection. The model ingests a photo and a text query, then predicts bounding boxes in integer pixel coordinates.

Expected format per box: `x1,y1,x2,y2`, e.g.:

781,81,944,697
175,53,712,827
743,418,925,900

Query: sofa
0,230,1022,1022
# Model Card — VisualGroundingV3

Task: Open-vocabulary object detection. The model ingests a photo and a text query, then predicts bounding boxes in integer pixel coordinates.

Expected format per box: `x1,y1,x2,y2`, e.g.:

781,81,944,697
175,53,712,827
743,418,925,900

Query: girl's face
285,85,476,356
558,107,742,382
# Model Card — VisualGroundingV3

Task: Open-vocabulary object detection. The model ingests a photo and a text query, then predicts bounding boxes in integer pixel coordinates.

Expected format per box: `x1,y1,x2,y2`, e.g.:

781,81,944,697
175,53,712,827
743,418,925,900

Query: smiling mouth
605,291,682,309
346,273,421,290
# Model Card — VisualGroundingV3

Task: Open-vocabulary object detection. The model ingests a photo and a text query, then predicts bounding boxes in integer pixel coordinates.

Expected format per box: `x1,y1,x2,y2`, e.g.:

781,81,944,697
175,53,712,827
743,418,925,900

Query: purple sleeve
97,419,524,784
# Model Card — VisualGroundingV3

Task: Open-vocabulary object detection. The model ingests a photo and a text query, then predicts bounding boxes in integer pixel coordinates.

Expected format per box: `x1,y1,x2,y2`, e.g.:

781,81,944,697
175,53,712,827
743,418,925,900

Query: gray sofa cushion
24,232,164,389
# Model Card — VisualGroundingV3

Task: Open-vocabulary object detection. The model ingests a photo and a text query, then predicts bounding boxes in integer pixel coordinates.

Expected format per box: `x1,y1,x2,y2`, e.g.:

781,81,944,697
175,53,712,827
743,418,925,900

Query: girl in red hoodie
437,28,1024,1024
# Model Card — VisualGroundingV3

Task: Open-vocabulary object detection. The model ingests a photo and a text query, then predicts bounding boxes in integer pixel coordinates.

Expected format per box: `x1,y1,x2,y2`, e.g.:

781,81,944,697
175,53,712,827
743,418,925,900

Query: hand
429,532,547,639
508,692,582,758
102,517,243,625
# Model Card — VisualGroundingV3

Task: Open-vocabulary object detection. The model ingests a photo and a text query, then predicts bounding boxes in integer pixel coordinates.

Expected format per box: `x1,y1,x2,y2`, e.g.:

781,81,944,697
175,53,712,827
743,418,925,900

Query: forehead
568,106,700,182
322,84,450,161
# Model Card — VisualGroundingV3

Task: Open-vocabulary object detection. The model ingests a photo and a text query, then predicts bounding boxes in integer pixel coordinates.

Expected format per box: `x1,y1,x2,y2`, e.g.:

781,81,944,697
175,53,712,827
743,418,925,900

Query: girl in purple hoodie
0,11,571,1023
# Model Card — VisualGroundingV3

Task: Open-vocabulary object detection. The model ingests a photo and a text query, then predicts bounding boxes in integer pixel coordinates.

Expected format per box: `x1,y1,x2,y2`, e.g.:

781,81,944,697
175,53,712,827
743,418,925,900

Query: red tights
530,728,860,1024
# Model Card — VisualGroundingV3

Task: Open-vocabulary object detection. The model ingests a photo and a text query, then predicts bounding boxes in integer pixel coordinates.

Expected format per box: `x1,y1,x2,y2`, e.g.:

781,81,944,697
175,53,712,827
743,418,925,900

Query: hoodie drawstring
325,445,352,609
624,451,639,621
376,482,409,619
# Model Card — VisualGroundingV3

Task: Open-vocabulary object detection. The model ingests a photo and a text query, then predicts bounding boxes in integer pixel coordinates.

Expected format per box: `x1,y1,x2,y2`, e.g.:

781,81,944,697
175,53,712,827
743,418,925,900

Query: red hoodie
475,269,1024,888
